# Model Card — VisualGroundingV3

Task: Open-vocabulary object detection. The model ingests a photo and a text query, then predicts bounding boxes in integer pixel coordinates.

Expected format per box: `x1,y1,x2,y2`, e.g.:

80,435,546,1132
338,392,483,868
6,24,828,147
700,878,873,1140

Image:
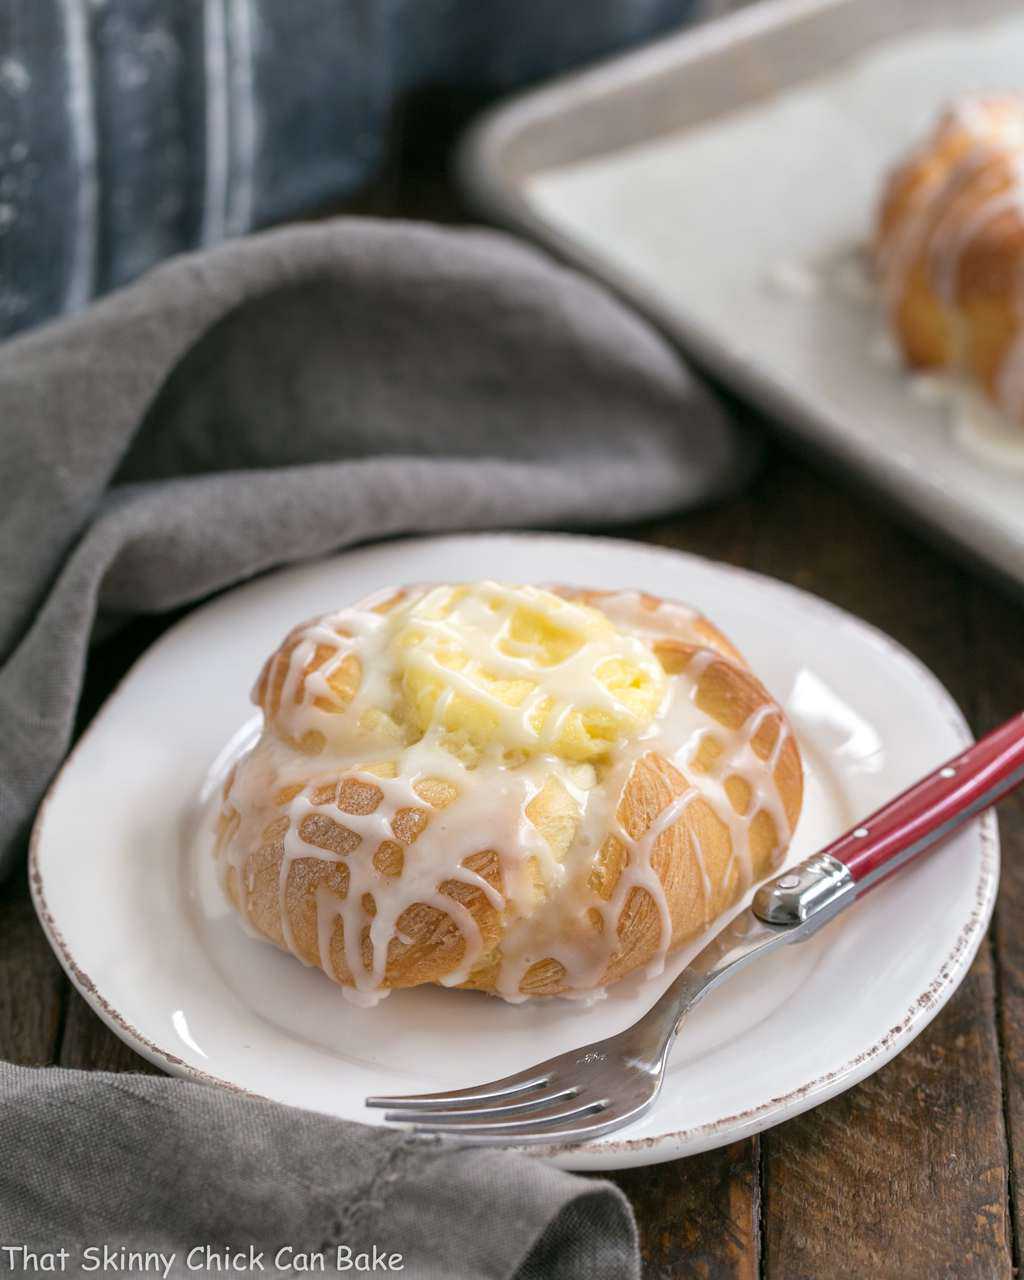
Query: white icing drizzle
216,586,795,1004
394,583,666,753
766,259,821,300
269,587,400,749
880,141,992,311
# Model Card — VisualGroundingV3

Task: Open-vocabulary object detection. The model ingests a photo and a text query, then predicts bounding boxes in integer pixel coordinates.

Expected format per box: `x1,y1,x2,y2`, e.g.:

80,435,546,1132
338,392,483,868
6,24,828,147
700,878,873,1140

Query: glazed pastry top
256,581,668,766
218,582,799,1005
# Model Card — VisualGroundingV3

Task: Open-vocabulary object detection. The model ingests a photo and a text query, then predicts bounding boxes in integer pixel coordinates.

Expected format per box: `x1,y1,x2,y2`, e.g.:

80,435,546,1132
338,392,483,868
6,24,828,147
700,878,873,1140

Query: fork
366,711,1024,1147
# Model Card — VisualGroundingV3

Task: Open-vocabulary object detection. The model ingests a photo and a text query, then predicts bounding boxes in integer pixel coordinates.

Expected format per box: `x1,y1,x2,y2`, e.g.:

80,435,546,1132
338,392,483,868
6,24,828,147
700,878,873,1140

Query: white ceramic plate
460,0,1024,589
31,533,998,1170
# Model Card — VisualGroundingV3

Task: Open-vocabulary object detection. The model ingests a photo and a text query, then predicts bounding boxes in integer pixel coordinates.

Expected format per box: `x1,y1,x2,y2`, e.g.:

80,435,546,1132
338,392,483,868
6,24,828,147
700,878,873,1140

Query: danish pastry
214,581,803,1004
874,94,1024,423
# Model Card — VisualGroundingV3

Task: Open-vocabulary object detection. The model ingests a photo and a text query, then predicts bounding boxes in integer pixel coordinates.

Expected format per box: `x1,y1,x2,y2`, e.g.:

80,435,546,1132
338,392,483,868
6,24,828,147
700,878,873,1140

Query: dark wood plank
743,451,1011,1280
58,989,159,1074
748,455,972,702
611,1140,760,1280
972,581,1024,1272
0,869,64,1066
762,944,1008,1280
616,446,759,578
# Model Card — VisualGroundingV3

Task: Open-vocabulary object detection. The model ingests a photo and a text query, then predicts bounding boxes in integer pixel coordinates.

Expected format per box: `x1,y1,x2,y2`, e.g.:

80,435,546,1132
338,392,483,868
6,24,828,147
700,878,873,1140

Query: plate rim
29,531,1000,1167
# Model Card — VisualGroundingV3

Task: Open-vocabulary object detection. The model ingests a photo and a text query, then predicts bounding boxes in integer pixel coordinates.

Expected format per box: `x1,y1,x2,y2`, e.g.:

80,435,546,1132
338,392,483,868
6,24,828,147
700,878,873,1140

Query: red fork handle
826,710,1024,893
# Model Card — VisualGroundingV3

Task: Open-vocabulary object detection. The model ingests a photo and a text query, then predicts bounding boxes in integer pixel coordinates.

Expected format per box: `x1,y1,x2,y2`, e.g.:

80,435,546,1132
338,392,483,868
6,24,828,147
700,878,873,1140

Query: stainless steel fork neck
627,854,858,1064
752,853,856,933
367,852,863,1145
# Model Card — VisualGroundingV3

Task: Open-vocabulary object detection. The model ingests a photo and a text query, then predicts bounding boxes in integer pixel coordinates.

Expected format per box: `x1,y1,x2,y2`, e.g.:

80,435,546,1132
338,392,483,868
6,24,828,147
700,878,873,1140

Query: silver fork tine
366,909,806,1146
399,1100,655,1147
378,1087,581,1123
365,1067,559,1110
389,1098,610,1134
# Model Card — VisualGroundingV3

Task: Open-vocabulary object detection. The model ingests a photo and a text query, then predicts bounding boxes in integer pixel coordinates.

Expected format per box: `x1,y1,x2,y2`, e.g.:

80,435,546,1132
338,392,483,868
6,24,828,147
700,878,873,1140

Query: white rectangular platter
459,0,1024,589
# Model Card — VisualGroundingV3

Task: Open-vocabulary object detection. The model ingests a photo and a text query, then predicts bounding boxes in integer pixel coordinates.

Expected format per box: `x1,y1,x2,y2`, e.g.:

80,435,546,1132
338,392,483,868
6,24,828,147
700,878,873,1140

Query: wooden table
3,439,1019,1278
2,93,1022,1280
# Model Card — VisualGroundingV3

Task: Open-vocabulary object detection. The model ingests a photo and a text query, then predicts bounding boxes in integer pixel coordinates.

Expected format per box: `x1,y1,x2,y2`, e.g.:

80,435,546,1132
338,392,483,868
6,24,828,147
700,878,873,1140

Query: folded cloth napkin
0,1063,637,1279
0,216,743,880
0,217,744,1273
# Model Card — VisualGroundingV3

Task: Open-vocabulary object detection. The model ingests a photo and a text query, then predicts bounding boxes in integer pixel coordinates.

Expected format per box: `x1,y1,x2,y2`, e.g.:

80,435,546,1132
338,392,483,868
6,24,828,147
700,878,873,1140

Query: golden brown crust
219,586,804,999
253,588,409,753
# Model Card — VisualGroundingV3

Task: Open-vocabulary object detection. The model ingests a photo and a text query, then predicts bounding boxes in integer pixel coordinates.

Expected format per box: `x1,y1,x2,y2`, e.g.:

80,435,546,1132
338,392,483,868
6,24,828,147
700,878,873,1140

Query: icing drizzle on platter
767,243,1024,472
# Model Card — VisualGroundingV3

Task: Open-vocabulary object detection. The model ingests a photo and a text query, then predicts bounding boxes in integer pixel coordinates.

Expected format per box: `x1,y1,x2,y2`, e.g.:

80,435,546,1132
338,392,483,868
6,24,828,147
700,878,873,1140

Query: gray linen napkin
0,217,743,1272
0,1063,637,1279
0,216,741,879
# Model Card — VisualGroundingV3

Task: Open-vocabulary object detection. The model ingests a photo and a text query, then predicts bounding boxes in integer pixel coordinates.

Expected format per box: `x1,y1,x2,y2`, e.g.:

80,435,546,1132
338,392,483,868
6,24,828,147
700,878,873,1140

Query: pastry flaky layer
214,581,803,1005
874,94,1024,424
